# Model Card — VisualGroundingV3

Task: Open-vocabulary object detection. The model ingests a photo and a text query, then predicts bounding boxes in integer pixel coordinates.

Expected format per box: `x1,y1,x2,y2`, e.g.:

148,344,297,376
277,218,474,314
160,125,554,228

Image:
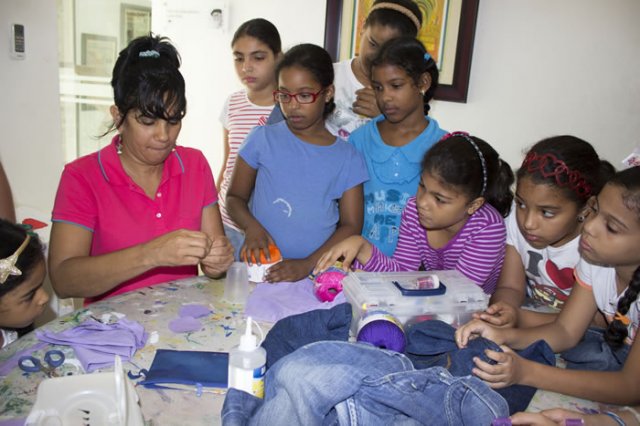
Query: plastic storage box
342,270,489,333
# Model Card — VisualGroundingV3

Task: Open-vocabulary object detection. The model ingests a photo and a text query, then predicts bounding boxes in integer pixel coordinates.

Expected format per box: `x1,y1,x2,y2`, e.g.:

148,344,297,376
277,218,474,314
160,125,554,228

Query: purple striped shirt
362,197,506,294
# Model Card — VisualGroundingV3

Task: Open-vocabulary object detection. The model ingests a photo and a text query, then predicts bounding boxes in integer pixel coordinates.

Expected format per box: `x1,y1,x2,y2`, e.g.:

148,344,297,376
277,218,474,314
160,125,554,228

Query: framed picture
324,0,479,102
78,33,117,76
121,4,152,48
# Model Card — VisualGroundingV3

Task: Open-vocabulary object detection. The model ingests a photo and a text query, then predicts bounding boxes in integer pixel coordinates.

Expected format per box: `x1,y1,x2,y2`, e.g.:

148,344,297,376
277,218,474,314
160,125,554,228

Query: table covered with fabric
0,276,606,425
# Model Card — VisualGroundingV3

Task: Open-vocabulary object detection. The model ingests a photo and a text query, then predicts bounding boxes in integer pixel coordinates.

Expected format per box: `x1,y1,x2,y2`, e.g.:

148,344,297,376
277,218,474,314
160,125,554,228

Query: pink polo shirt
52,136,218,303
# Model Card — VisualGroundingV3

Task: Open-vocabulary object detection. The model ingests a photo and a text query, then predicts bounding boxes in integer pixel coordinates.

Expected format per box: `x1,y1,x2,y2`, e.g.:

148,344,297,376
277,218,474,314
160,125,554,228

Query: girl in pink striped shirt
218,19,282,258
315,132,514,293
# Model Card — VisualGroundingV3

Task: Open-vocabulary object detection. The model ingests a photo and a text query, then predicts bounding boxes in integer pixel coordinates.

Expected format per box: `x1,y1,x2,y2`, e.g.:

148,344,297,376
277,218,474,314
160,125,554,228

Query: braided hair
603,167,640,349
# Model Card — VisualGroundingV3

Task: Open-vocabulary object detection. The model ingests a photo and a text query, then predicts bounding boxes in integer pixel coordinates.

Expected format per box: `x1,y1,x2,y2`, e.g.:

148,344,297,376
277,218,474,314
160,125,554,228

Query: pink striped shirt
363,197,507,294
218,91,274,230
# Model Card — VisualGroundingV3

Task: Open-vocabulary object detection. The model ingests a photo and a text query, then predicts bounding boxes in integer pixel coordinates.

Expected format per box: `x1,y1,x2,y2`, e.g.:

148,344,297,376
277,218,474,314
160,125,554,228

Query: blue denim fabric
261,303,352,368
561,327,630,371
222,340,508,426
404,320,556,415
223,224,245,261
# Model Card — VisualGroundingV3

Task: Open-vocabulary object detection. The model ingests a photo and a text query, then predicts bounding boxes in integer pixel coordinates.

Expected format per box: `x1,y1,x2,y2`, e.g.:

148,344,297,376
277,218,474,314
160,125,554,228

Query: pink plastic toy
313,267,347,302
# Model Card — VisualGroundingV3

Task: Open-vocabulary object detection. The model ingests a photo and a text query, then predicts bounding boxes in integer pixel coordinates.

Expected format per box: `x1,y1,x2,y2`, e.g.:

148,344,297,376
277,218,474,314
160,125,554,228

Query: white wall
0,0,64,214
430,0,640,168
152,0,328,178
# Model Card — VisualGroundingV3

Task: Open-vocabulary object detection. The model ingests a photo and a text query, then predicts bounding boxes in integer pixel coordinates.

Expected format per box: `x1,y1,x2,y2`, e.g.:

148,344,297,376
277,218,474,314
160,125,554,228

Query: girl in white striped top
314,132,514,294
218,19,282,258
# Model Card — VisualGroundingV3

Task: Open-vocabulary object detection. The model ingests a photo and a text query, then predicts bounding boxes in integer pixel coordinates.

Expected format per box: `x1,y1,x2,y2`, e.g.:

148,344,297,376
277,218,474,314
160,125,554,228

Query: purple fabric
244,278,346,323
36,318,147,373
178,304,211,318
168,316,202,333
0,341,47,376
0,418,27,426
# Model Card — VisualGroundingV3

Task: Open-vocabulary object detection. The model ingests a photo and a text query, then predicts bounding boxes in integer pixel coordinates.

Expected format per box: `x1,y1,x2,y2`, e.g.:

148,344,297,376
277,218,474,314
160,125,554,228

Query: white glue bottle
228,316,266,398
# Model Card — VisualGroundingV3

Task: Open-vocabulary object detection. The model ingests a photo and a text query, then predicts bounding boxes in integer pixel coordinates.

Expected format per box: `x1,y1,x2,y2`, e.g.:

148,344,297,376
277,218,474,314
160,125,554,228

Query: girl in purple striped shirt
315,132,514,293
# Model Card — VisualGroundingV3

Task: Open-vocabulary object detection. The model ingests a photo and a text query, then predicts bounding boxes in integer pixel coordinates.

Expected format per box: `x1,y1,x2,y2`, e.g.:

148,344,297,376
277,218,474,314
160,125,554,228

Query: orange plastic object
243,244,282,264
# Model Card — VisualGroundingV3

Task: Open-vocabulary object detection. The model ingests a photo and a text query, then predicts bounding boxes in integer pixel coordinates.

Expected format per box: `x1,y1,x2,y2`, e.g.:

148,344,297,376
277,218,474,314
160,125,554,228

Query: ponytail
485,158,515,217
604,266,640,349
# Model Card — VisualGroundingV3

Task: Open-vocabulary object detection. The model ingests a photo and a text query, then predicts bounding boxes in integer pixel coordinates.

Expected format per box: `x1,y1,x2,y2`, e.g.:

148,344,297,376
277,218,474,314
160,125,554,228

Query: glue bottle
228,316,266,398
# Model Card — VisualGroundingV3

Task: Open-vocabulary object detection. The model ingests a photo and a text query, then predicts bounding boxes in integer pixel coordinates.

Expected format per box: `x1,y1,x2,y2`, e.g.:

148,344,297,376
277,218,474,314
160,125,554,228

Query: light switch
10,23,25,59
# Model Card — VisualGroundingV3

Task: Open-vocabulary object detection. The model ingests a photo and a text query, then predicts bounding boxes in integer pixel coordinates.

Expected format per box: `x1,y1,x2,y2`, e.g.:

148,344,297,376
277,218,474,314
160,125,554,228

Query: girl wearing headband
326,0,423,139
315,132,514,294
456,167,640,407
478,136,615,327
0,218,49,348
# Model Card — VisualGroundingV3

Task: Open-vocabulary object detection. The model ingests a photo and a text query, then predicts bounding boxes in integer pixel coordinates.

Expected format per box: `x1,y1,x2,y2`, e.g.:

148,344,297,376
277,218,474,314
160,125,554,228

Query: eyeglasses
273,89,324,104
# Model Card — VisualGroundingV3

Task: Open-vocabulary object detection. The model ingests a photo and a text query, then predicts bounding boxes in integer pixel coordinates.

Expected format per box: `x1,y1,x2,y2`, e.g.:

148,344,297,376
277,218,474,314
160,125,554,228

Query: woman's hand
241,223,274,265
472,302,519,328
455,318,506,348
313,235,369,275
144,229,212,267
471,346,526,388
352,87,381,118
201,235,234,278
264,258,314,283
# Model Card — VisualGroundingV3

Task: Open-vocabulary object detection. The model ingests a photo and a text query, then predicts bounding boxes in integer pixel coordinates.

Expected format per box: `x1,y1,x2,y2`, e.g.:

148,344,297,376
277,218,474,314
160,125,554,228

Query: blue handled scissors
18,349,65,377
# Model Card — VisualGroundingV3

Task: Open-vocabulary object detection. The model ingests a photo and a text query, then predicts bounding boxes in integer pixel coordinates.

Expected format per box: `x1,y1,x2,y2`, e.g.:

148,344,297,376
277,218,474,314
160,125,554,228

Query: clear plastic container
342,270,489,334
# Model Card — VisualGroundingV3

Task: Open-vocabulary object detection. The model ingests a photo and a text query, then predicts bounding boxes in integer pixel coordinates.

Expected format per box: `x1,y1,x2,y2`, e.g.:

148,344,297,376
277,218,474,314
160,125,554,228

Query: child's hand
313,235,368,275
455,318,505,348
352,87,380,118
471,346,524,388
472,302,518,328
241,224,274,265
264,259,313,283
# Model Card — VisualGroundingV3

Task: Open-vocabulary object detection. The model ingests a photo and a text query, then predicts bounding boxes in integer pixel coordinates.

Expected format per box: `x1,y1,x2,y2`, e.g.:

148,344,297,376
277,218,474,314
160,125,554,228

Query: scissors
18,349,65,377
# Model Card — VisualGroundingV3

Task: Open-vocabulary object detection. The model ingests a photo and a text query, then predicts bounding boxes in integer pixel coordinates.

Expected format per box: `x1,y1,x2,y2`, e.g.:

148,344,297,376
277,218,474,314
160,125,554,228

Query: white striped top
218,91,274,229
363,197,507,294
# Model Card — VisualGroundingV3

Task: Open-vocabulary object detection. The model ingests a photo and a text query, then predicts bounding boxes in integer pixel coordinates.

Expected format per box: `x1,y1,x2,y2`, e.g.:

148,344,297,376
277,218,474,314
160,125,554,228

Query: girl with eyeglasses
226,44,369,283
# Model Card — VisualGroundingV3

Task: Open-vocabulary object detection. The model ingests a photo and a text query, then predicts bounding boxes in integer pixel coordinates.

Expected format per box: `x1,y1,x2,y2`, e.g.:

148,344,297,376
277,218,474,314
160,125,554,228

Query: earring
116,141,123,155
577,215,585,223
420,89,426,96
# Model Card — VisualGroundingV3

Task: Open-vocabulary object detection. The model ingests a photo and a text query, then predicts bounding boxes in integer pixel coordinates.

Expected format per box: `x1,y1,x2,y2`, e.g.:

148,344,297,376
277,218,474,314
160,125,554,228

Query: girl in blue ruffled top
349,36,447,256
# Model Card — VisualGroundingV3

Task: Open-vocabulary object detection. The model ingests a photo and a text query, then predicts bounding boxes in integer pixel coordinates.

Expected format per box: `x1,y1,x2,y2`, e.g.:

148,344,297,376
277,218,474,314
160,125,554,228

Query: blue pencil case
132,349,229,395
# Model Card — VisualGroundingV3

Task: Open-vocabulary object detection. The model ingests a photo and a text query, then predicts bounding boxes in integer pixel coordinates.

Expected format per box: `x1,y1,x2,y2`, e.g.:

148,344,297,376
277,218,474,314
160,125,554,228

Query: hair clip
424,52,432,62
614,311,631,326
139,50,160,58
520,151,592,199
0,235,30,284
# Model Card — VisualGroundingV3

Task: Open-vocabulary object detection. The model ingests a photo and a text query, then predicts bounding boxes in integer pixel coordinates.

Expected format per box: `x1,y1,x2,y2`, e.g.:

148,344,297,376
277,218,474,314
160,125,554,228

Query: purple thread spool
356,310,406,353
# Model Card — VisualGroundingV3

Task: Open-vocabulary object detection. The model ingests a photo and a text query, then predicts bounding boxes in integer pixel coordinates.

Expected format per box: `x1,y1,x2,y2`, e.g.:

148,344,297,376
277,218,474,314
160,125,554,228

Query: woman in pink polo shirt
49,35,234,304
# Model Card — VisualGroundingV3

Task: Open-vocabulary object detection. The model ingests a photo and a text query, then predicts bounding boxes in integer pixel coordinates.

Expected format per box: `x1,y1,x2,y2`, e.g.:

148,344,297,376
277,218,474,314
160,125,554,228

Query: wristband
603,411,627,426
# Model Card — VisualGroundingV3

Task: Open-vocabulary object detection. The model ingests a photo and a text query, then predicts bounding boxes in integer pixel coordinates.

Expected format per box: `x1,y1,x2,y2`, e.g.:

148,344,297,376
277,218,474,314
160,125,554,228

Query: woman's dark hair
365,0,423,37
231,18,282,55
422,133,515,217
276,44,336,117
370,36,438,115
106,34,186,133
0,218,44,299
603,166,640,349
517,135,615,208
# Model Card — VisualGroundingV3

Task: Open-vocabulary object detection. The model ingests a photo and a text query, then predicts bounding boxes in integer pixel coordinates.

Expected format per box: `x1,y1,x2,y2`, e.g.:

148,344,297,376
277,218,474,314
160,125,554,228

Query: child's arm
216,129,230,193
489,245,527,308
477,341,640,405
0,161,16,222
266,184,365,282
225,157,273,263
